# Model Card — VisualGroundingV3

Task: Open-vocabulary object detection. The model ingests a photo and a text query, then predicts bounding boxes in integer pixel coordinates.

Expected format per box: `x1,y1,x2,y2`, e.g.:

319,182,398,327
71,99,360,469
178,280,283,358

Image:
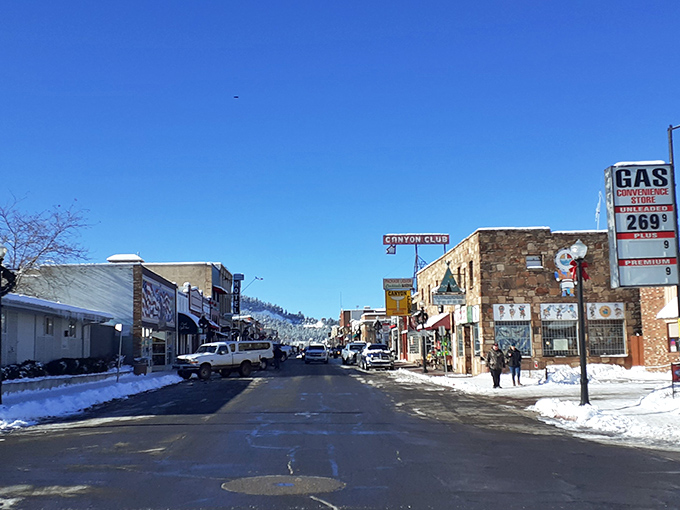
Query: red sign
383,234,449,245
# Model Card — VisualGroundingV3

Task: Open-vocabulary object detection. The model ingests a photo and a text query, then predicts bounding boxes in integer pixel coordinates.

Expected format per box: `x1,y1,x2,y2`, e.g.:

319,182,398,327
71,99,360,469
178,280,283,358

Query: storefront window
542,320,578,356
588,320,626,356
495,322,532,355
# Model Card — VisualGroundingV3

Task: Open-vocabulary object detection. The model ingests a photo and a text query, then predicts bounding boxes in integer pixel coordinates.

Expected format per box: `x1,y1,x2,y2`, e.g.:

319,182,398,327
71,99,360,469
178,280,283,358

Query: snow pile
0,372,181,431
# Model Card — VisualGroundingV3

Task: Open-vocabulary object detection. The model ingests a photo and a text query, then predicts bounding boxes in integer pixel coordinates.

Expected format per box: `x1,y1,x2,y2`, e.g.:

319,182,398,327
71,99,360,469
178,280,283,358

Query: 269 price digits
626,213,667,231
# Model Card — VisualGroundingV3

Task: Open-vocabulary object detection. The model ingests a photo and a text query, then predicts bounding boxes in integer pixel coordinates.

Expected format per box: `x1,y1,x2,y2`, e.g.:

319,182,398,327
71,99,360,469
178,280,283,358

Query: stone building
414,227,641,376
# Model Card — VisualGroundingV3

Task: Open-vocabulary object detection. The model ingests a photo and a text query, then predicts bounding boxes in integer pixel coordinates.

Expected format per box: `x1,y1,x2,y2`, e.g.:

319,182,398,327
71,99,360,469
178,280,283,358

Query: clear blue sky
1,1,678,319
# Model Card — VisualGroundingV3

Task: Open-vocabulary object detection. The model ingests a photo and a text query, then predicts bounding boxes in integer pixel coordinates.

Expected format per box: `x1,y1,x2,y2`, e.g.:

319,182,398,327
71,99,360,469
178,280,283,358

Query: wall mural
142,277,176,327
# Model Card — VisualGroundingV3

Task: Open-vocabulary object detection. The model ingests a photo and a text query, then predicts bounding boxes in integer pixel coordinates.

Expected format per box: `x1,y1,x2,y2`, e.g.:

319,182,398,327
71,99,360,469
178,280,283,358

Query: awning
657,297,678,320
212,284,229,295
423,312,451,330
178,313,199,335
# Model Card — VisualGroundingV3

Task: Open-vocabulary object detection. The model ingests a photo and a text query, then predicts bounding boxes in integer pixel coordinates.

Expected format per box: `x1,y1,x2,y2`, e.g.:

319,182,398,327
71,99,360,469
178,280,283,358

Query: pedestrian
485,342,506,389
273,344,283,370
506,344,522,386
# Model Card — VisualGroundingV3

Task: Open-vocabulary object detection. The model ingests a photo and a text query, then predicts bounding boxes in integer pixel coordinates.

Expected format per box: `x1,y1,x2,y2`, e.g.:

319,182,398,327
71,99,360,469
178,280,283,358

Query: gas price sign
605,163,679,287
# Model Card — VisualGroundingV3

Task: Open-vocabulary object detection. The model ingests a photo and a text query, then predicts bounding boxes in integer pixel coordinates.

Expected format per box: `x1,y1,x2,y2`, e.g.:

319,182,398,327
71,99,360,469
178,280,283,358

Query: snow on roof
106,254,145,263
656,297,678,320
613,160,666,167
4,293,113,322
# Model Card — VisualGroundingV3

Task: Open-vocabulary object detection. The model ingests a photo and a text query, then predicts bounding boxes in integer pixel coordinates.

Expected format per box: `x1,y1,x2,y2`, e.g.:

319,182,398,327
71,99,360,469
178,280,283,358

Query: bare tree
0,197,90,286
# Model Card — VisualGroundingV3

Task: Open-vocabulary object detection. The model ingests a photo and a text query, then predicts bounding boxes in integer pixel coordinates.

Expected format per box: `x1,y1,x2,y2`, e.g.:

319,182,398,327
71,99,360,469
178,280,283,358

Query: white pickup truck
173,340,274,380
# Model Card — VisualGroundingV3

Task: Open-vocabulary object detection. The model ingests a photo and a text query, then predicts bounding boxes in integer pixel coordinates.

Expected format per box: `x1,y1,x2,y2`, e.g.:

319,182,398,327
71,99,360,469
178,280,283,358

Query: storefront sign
605,163,679,287
383,234,450,245
383,278,413,290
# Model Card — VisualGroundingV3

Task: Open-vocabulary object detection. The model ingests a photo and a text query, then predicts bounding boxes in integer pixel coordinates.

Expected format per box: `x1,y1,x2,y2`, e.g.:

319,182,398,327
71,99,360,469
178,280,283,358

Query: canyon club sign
383,234,449,245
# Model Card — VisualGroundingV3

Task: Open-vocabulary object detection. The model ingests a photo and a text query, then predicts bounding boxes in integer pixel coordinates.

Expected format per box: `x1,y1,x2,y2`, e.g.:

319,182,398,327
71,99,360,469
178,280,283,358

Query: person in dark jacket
273,344,283,370
506,344,522,386
485,343,506,389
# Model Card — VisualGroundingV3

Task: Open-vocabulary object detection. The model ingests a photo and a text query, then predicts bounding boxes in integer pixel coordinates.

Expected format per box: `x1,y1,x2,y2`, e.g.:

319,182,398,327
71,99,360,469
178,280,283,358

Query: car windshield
350,344,365,351
196,345,217,354
308,346,325,351
368,345,388,351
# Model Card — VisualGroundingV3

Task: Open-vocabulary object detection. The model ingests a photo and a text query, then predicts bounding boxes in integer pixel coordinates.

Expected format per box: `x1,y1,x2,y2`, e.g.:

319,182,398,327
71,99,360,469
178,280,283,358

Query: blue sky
1,1,678,319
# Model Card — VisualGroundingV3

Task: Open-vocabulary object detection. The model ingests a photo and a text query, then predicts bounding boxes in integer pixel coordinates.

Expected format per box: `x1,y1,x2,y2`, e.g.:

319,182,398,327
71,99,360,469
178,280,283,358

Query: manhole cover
221,475,345,496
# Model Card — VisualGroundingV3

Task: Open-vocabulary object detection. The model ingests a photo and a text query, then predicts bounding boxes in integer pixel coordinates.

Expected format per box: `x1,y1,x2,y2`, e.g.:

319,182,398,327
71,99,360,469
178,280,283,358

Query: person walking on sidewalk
506,344,522,386
485,343,506,389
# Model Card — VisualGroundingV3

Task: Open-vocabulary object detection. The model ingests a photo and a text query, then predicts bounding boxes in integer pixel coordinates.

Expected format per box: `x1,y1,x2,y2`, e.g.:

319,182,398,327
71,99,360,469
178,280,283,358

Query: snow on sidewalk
389,364,680,451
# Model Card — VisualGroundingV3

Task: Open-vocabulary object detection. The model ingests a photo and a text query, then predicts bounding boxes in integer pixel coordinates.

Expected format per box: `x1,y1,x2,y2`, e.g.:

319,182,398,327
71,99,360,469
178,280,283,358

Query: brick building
414,227,642,376
639,287,680,371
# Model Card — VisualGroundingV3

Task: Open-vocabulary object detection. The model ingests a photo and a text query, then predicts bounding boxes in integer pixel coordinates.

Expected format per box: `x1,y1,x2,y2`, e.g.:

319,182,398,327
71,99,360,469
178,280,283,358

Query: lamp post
415,302,429,374
571,239,590,406
0,243,18,405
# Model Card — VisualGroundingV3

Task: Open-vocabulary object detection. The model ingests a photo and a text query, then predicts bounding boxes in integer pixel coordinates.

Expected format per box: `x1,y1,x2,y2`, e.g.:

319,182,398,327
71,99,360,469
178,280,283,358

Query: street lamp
414,302,429,374
570,239,590,406
0,243,18,405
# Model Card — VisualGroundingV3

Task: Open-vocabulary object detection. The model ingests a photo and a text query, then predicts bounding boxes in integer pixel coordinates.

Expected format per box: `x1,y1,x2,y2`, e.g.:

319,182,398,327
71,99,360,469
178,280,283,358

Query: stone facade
416,228,641,376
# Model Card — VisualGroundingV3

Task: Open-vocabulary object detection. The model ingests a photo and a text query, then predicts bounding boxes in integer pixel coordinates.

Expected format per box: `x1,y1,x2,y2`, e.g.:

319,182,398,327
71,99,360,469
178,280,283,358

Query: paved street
1,357,680,509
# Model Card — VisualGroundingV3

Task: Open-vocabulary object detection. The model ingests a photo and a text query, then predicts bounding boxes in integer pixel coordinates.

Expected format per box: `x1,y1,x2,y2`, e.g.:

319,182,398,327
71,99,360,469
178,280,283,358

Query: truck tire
178,370,191,380
198,363,212,380
239,361,252,377
220,369,231,378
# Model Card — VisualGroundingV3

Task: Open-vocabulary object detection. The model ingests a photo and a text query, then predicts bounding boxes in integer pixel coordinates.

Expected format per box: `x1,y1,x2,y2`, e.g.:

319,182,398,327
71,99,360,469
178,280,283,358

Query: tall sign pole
669,125,680,325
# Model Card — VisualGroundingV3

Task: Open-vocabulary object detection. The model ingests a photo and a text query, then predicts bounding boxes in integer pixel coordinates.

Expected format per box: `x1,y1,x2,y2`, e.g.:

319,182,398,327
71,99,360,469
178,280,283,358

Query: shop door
464,326,472,375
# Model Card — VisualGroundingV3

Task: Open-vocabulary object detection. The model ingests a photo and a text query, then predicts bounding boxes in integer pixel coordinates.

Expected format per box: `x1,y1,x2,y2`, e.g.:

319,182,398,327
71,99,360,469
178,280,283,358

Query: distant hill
241,295,338,344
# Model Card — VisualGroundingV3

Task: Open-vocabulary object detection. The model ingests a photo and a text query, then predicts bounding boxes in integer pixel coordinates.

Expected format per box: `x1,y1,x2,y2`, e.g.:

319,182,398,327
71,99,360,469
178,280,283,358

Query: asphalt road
1,357,680,509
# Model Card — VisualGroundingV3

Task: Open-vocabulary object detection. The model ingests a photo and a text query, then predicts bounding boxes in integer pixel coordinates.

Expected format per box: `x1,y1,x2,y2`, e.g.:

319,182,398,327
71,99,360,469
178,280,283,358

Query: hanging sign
605,162,679,287
385,290,412,316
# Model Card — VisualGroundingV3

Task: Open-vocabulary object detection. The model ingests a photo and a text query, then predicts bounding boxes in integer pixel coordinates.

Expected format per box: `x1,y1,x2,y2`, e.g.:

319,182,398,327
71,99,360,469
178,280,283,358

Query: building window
668,322,679,353
409,335,420,354
526,255,543,269
44,316,54,336
472,324,481,356
495,321,532,355
542,320,578,356
67,320,76,338
457,326,464,357
588,320,626,356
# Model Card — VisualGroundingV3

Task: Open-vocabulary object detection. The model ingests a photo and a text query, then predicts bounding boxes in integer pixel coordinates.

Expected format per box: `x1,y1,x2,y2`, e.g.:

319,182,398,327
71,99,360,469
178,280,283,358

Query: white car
341,342,366,365
357,343,394,370
305,344,329,364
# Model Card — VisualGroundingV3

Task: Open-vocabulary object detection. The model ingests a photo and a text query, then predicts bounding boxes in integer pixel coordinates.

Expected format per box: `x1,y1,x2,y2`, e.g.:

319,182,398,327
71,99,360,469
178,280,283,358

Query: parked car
341,342,366,365
173,340,273,379
305,343,329,364
357,343,394,370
